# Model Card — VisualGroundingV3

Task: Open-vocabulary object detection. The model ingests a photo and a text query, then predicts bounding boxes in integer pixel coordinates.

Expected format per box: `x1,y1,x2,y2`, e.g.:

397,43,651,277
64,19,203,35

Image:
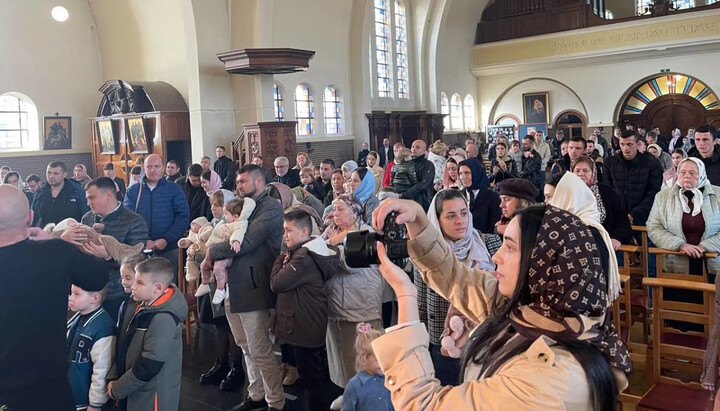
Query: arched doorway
553,110,586,139
617,73,720,134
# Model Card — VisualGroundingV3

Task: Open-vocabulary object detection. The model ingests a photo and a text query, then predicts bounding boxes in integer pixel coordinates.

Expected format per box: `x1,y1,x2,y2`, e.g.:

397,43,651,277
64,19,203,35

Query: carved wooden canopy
97,80,188,117
217,48,316,75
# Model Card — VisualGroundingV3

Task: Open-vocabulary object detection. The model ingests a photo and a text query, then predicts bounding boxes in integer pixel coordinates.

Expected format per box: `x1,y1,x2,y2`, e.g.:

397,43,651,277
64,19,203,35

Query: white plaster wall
89,0,190,102
268,0,355,139
478,48,720,129
434,0,487,131
490,79,587,125
0,0,102,154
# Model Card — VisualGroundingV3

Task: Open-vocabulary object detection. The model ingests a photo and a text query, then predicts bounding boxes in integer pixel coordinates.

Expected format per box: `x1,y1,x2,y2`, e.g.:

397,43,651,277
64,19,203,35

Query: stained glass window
273,82,284,121
374,0,392,98
0,94,36,150
605,9,614,19
441,93,450,130
395,0,409,99
294,84,314,136
450,94,463,131
324,86,342,135
463,95,476,131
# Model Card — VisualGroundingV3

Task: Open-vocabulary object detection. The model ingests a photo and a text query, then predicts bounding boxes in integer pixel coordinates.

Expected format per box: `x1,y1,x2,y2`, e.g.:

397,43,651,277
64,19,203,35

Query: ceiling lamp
51,6,69,22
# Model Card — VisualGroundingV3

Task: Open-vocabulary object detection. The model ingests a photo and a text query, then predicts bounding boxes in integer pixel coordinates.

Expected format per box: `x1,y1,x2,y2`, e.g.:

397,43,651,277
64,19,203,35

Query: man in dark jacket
688,124,720,186
103,163,127,201
273,156,301,188
214,145,238,190
605,130,663,226
378,138,393,167
357,142,370,167
32,161,89,227
0,185,108,411
317,158,335,195
400,140,435,211
165,160,184,183
123,154,190,275
69,177,148,323
178,163,211,221
519,135,545,201
204,164,285,411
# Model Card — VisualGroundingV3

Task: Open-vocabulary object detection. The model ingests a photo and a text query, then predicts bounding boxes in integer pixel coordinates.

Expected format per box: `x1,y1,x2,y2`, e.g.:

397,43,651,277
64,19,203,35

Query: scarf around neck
509,205,631,374
427,190,494,270
676,157,709,216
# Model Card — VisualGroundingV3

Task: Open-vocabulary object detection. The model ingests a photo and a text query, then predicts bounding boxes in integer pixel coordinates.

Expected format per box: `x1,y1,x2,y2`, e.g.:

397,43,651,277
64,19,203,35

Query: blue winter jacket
123,177,190,250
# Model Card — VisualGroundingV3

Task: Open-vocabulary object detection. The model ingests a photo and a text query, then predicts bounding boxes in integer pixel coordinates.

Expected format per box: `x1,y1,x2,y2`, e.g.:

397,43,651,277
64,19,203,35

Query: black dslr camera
344,211,409,268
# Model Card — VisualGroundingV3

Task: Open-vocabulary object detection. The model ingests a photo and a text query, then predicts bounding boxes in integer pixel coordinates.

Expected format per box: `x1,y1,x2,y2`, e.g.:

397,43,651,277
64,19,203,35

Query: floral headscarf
509,205,631,374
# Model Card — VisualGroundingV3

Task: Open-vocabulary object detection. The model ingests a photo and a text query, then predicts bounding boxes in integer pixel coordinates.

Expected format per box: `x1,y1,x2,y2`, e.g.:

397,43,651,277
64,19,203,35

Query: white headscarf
676,157,709,217
427,190,494,271
549,172,620,305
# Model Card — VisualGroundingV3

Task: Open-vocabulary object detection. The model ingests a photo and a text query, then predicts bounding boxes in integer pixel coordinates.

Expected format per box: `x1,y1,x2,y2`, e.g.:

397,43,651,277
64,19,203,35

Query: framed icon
126,116,148,154
522,92,550,125
43,116,72,150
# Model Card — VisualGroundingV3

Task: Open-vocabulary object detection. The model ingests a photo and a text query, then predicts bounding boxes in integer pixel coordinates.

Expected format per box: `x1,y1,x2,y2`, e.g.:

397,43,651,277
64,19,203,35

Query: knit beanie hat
191,217,209,227
497,178,539,203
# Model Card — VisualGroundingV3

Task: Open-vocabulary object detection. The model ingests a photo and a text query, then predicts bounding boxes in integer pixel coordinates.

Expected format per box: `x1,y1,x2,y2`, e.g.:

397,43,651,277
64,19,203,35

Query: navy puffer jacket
123,177,190,250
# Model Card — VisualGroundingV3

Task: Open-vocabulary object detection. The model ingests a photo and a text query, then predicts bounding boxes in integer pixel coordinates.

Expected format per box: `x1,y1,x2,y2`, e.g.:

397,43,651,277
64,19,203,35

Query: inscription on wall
547,22,717,52
472,12,720,68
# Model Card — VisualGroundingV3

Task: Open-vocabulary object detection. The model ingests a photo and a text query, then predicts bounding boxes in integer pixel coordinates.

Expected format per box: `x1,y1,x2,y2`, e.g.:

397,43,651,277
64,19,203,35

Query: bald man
0,185,107,411
403,139,435,210
123,154,190,275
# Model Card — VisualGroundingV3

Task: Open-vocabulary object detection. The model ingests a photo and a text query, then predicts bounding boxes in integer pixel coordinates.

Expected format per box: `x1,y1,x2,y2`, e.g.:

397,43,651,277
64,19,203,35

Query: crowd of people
2,123,720,411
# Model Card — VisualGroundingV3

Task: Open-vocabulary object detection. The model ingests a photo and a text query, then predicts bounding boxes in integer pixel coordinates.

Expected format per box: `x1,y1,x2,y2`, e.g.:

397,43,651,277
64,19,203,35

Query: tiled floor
180,324,309,411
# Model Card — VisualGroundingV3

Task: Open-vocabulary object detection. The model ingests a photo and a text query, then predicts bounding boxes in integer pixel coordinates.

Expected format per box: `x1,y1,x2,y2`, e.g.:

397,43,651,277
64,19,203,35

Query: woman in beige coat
369,199,631,410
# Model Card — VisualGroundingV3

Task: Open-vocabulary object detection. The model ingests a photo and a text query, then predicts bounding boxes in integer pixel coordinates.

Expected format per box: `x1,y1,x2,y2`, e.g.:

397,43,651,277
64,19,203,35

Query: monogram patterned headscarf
508,205,632,373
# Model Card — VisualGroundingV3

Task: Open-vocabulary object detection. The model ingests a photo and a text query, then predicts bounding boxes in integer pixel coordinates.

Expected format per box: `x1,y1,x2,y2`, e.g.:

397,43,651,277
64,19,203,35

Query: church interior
2,0,720,410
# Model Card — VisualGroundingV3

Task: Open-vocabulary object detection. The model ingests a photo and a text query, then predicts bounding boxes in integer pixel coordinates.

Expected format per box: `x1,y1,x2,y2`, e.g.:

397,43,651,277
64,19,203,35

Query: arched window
374,0,392,98
440,93,450,130
373,0,411,100
450,94,463,131
0,93,39,150
294,84,314,136
273,82,284,121
604,9,614,19
395,0,409,99
463,94,476,131
324,86,343,135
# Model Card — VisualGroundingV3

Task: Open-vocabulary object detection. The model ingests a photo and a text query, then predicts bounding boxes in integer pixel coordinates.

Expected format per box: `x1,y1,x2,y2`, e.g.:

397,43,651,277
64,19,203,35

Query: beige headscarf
549,172,621,305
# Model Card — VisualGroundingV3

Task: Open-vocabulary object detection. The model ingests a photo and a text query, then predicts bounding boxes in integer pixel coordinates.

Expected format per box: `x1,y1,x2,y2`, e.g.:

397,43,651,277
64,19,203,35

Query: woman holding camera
322,194,384,389
370,199,630,410
415,189,495,386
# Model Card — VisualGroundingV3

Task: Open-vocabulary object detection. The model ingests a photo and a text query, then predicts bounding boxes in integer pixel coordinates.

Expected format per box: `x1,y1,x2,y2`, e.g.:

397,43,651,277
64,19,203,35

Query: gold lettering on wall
472,13,720,68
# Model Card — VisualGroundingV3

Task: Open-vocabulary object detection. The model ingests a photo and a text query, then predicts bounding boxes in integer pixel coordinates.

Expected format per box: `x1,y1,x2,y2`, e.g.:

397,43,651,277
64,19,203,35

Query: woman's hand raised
372,198,428,239
377,242,419,324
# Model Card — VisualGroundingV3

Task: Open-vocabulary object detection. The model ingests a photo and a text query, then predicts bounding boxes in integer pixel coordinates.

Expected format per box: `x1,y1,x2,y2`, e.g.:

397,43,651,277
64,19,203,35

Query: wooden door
641,95,705,135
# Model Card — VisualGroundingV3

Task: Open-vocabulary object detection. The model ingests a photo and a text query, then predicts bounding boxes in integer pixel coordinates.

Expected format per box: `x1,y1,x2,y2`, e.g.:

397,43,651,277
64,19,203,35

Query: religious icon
97,119,116,154
522,92,550,125
43,116,72,150
126,117,148,154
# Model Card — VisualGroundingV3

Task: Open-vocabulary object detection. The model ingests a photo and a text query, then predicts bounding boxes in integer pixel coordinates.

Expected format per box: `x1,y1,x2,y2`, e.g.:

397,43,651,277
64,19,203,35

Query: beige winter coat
372,224,628,410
